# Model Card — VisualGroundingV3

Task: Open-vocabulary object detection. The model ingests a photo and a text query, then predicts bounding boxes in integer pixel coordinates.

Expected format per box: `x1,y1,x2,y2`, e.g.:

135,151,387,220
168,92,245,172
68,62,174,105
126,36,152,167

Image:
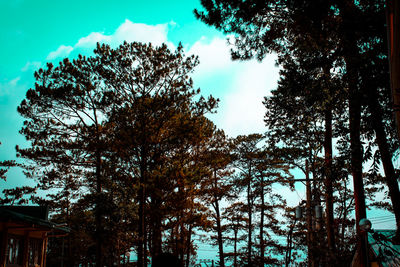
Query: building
0,205,70,267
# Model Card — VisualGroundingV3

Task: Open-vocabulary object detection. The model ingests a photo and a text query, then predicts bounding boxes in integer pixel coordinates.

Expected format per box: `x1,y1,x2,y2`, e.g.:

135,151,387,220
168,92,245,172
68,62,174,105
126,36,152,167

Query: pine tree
17,41,219,266
199,129,233,267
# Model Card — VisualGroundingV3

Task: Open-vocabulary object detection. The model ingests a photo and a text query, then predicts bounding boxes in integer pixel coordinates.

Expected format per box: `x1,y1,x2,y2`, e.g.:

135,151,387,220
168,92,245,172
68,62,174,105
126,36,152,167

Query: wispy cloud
46,45,74,60
21,61,42,72
75,32,111,48
46,19,173,61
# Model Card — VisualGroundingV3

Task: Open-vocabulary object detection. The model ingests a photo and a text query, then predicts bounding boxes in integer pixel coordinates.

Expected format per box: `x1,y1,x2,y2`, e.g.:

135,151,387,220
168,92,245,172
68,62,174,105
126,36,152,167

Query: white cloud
113,20,170,46
188,36,279,137
46,45,74,60
221,56,279,136
47,19,173,61
75,32,111,48
188,36,232,76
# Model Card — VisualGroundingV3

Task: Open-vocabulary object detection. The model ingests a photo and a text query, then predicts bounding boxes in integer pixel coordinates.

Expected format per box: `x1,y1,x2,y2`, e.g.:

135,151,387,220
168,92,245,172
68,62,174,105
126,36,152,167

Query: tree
230,134,264,266
252,148,290,266
17,53,112,265
200,129,233,267
94,42,218,266
196,1,400,264
17,41,219,266
222,201,247,267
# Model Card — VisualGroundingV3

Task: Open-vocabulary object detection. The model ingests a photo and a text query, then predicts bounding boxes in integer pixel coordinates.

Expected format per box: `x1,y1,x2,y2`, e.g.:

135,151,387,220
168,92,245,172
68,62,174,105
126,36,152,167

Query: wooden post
386,0,400,140
41,234,48,267
22,233,29,267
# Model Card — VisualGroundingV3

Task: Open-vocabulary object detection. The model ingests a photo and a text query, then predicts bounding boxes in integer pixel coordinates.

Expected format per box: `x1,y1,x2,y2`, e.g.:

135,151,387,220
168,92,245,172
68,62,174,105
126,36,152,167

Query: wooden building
0,206,69,267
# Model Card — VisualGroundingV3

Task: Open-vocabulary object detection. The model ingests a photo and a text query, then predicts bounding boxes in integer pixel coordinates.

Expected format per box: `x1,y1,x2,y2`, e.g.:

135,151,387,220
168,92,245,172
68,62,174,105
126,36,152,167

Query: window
6,235,23,266
28,238,42,267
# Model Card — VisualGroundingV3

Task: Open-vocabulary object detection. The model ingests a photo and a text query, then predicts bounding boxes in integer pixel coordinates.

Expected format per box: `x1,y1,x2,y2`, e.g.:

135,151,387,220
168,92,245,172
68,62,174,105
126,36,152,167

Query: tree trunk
259,175,265,267
185,225,193,267
138,148,147,267
367,86,400,241
339,1,367,265
285,223,294,266
179,221,185,267
234,228,238,267
212,170,225,267
324,102,336,261
214,199,225,267
151,198,162,261
95,147,103,267
348,63,368,267
386,0,400,140
247,170,253,266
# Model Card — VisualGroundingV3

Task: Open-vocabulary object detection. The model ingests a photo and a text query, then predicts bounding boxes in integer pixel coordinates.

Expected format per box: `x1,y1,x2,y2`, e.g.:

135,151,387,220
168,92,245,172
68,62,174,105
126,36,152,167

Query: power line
369,215,395,219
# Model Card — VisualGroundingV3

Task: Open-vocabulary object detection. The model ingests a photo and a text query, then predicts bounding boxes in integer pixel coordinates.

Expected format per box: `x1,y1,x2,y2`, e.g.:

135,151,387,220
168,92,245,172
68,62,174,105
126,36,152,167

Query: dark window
28,238,42,267
6,235,23,266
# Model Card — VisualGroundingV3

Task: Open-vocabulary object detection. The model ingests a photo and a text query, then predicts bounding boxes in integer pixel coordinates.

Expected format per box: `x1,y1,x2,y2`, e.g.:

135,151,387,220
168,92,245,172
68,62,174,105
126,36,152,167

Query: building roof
0,205,70,234
368,230,400,267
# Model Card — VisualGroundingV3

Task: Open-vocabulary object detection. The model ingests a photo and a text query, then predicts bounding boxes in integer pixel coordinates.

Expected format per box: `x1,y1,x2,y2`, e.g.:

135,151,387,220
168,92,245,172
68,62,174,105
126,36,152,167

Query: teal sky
0,0,218,78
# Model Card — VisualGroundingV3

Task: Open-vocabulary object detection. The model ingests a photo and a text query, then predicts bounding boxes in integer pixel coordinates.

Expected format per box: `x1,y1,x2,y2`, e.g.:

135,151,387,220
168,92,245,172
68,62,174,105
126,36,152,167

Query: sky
0,0,396,261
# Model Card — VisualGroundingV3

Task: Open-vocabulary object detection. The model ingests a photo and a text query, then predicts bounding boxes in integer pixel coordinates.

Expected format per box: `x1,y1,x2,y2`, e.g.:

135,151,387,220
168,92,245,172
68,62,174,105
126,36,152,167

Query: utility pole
305,160,314,267
292,160,316,267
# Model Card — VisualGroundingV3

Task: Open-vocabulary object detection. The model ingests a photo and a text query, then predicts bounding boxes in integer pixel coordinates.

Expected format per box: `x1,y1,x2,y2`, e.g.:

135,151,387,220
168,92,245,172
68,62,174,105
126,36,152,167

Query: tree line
195,0,399,266
0,0,399,266
1,42,293,266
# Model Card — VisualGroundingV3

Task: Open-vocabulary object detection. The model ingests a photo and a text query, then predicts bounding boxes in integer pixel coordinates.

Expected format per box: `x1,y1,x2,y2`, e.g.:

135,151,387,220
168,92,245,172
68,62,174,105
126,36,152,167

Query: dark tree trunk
151,198,162,261
259,175,264,267
185,225,193,267
138,147,147,267
305,160,314,267
367,86,400,240
386,0,400,140
95,147,103,267
234,228,238,267
348,65,368,266
247,170,253,266
214,199,225,267
339,1,367,265
324,102,336,261
212,170,225,267
179,221,185,267
137,185,145,267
